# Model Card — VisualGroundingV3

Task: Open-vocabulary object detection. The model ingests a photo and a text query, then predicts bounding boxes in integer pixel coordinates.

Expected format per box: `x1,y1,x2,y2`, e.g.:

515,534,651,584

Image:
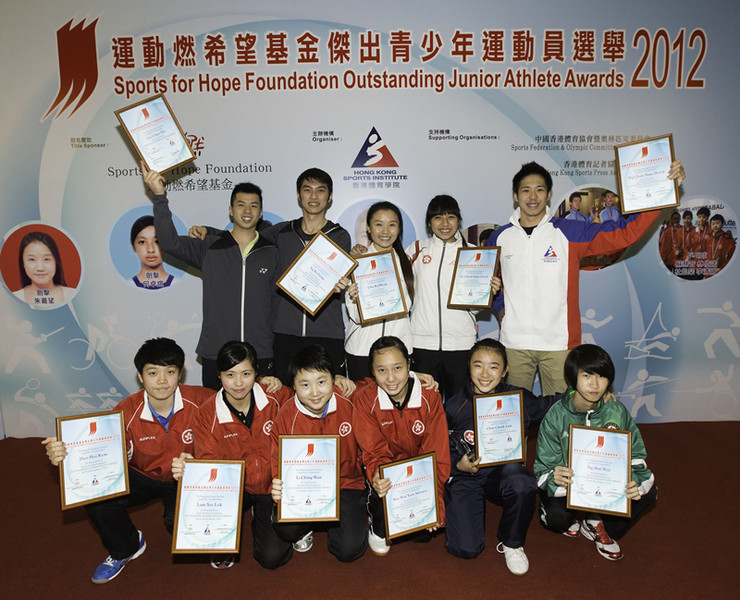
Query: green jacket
533,390,655,498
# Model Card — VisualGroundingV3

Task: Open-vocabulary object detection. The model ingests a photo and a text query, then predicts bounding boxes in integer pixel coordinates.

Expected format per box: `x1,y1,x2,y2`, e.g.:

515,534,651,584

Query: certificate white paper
473,391,525,467
115,94,195,173
353,251,408,323
567,425,632,518
57,411,129,510
172,460,245,553
447,247,500,309
278,435,340,522
614,134,678,215
276,232,357,316
380,452,440,539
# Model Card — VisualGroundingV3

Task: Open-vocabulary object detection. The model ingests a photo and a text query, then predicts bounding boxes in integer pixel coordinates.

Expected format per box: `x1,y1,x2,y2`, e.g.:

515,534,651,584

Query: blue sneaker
91,530,146,584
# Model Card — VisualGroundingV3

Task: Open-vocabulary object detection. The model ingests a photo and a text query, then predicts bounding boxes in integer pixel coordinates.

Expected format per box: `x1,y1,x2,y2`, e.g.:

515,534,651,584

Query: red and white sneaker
580,519,623,561
562,520,581,538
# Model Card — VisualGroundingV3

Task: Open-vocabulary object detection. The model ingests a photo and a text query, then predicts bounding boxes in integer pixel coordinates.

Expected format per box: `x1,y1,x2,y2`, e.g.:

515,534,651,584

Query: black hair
697,206,710,218
468,338,508,371
563,344,615,392
18,231,67,287
512,162,553,194
368,336,410,372
425,195,462,235
478,228,494,245
130,215,155,246
230,182,263,207
296,167,333,196
366,201,415,303
569,192,582,203
287,344,334,386
710,214,725,225
216,340,258,374
133,337,185,373
682,210,693,220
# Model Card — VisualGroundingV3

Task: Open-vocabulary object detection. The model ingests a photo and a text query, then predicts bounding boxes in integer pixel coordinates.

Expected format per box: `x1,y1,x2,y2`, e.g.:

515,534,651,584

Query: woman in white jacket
345,202,415,380
407,195,500,400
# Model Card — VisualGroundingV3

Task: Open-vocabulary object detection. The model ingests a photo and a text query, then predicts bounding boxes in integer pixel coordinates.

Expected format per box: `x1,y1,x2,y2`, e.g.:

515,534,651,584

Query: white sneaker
368,529,390,556
292,531,313,552
562,520,581,538
580,519,622,561
497,542,529,575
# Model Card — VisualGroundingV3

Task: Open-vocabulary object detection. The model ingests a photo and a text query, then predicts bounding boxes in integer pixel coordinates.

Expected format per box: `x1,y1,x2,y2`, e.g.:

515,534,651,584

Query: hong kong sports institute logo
351,127,398,168
43,18,99,120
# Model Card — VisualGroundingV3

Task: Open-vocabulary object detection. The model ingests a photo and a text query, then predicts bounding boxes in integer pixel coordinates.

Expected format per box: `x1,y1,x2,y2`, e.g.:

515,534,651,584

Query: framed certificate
56,410,129,510
379,452,440,540
277,435,340,523
567,425,632,518
115,93,196,173
276,232,357,316
614,134,679,215
172,459,245,554
473,391,525,467
447,246,500,309
352,250,408,324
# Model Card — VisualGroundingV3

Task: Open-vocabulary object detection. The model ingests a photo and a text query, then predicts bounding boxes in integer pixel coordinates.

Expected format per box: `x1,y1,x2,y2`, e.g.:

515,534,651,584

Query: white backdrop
1,0,738,438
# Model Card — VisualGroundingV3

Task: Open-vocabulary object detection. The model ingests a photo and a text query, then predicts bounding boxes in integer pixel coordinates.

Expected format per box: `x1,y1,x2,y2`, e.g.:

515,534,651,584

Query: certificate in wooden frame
473,390,525,467
56,410,129,510
567,425,632,518
352,250,408,324
277,434,341,523
447,246,500,309
276,232,357,317
172,459,246,554
614,133,679,215
115,93,195,173
379,452,440,540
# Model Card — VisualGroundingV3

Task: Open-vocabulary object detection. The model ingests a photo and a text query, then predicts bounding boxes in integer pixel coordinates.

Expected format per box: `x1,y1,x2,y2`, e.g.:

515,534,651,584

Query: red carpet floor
2,422,737,599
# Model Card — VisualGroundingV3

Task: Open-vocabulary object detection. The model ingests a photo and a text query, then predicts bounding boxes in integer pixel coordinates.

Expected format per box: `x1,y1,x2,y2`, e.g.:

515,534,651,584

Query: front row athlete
444,339,563,576
42,338,211,584
534,344,657,561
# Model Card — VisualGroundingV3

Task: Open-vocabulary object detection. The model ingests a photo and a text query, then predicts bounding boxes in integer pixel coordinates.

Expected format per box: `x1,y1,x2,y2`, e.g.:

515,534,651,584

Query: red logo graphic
641,146,649,158
87,421,97,436
412,420,425,435
351,127,399,168
339,422,352,437
141,107,150,120
475,253,481,262
370,260,377,270
464,430,475,445
327,252,337,261
422,255,432,264
43,19,99,120
596,435,605,448
306,443,315,457
207,468,218,483
406,465,414,478
262,420,273,436
495,399,503,412
182,429,193,444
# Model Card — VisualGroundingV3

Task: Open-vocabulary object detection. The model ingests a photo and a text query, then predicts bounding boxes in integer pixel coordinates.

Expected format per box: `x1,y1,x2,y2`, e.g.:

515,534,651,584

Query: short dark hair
512,162,553,194
468,338,508,371
130,215,155,246
216,340,258,374
18,231,67,287
569,192,582,203
133,337,185,373
697,206,710,218
682,210,693,220
230,182,263,207
287,344,334,386
369,336,410,372
710,214,725,225
425,195,462,231
296,168,333,196
563,344,615,392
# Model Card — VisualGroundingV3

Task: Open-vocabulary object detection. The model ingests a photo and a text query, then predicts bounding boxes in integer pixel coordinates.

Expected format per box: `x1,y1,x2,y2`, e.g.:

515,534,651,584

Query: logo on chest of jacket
412,420,425,435
604,422,620,430
263,420,273,435
542,246,559,263
422,254,431,264
339,421,352,437
464,430,475,445
181,429,193,444
259,268,268,274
